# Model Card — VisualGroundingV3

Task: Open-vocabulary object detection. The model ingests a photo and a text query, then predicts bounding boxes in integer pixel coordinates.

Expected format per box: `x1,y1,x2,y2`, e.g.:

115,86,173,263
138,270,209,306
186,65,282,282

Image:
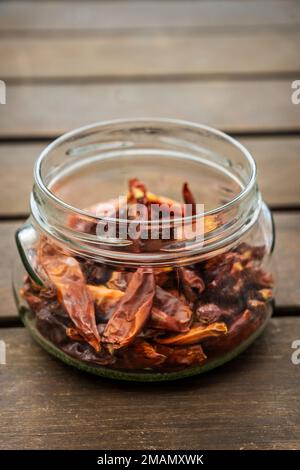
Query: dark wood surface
0,319,299,450
2,30,300,79
1,80,300,138
1,137,300,216
0,0,299,450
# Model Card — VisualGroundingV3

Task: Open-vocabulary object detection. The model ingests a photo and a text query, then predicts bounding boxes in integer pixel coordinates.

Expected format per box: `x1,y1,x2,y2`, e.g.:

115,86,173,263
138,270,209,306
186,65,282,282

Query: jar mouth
34,118,256,225
31,118,260,264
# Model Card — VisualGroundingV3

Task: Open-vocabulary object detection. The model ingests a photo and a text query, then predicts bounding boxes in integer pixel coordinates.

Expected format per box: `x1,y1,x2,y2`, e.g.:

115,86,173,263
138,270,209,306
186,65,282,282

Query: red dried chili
103,267,156,349
21,177,274,373
37,237,100,351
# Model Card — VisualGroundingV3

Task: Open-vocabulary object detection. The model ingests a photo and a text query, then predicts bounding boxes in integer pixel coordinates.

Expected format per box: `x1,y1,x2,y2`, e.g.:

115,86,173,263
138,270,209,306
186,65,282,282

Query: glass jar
13,118,275,381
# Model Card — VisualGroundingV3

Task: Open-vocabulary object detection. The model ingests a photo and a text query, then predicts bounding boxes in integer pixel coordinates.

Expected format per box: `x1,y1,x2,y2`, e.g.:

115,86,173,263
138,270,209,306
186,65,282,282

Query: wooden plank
1,31,300,80
273,213,300,310
1,213,300,320
0,318,299,449
1,1,300,32
0,137,299,217
1,80,300,138
0,143,42,216
0,222,20,321
239,137,300,208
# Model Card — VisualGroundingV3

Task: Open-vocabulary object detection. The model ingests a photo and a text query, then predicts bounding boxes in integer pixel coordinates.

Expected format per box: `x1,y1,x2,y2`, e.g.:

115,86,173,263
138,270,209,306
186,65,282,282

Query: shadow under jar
13,118,275,381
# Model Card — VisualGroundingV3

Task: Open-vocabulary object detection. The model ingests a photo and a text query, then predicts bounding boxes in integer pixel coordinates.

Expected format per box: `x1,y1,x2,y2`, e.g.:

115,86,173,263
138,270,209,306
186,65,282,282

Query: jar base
19,306,271,382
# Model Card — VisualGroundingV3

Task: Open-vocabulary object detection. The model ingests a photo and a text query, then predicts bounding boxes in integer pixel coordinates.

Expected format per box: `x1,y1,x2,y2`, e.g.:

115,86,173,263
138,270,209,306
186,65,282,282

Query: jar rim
34,117,257,224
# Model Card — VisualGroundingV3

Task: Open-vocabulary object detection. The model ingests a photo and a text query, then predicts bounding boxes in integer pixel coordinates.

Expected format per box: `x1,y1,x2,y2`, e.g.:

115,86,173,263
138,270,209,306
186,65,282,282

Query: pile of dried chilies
21,179,273,372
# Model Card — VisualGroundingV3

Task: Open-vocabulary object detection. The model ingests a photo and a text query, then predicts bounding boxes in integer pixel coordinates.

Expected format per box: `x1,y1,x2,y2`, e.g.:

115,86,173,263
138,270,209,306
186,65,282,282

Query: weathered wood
0,318,299,449
1,30,300,79
239,137,300,208
1,80,299,138
0,143,41,216
0,0,298,453
0,137,299,217
0,222,20,321
1,1,299,32
273,213,300,309
1,213,299,320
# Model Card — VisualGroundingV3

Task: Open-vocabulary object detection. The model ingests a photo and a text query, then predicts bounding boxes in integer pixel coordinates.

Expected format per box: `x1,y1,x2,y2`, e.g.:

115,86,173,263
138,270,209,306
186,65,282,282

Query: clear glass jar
13,118,275,381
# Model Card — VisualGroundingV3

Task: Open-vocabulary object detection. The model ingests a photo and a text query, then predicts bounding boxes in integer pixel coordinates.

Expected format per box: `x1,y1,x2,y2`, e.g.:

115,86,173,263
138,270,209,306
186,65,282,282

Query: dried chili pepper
128,178,148,206
106,270,131,291
87,284,124,320
66,327,84,342
35,300,72,347
21,178,274,373
196,303,239,325
178,266,205,302
117,339,166,370
103,267,156,349
62,342,116,366
80,259,112,285
149,285,192,332
38,237,100,351
203,308,266,355
156,322,227,346
156,344,207,368
182,182,196,215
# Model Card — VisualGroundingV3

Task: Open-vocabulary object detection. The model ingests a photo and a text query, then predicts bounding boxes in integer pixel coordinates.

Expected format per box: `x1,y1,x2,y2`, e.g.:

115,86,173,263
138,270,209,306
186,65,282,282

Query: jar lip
34,117,257,224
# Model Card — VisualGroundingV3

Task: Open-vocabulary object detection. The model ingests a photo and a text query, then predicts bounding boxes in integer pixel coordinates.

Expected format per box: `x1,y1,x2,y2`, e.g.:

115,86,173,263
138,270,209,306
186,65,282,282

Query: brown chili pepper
21,180,274,372
68,197,125,235
156,322,227,346
66,327,84,342
21,285,43,312
62,342,116,366
80,259,112,285
87,284,125,319
156,344,207,368
203,305,268,356
196,302,239,325
38,237,100,351
117,339,166,370
35,299,72,347
178,266,205,302
149,286,192,332
128,178,148,206
182,182,196,215
106,270,131,291
103,267,156,349
182,182,220,234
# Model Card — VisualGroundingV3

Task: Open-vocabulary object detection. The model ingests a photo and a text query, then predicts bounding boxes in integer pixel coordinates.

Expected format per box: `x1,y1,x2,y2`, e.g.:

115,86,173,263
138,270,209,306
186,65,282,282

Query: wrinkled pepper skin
20,178,273,373
38,237,100,351
103,267,156,349
156,322,228,346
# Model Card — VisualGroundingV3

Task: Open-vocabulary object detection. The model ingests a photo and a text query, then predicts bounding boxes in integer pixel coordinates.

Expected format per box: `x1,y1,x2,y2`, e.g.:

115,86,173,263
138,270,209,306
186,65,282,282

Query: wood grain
0,143,42,216
1,1,299,32
239,136,300,208
0,0,299,453
1,30,300,79
0,137,300,217
273,213,300,309
1,213,299,320
1,80,299,138
0,318,299,449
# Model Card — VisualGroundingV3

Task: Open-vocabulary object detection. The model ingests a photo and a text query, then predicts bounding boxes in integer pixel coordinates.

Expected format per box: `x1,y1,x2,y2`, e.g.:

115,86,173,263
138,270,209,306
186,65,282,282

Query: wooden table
0,0,299,450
